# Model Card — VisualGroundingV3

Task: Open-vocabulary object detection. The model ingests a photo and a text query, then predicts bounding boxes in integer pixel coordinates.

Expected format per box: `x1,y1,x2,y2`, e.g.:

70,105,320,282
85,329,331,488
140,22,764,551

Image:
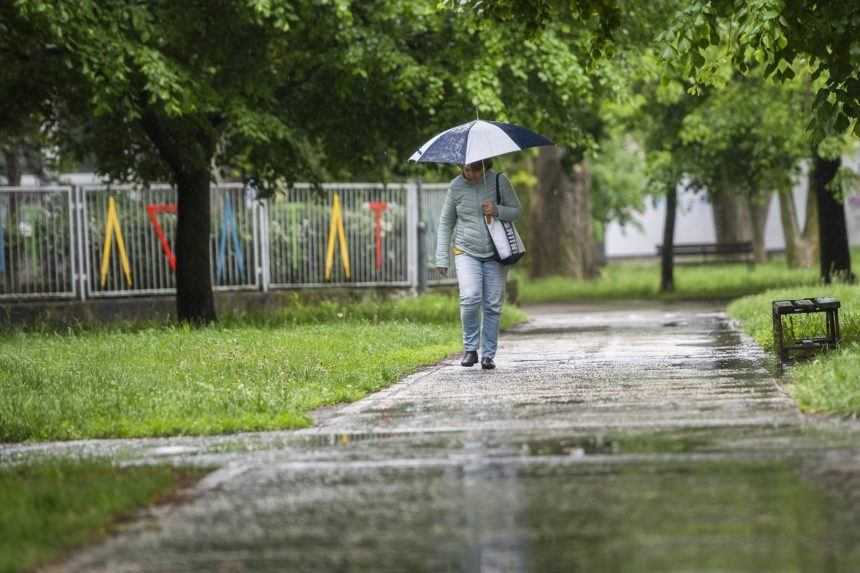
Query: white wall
606,158,860,258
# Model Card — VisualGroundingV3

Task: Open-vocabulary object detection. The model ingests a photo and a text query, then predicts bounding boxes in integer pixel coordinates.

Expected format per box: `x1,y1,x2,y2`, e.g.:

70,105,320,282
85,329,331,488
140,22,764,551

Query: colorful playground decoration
145,203,177,271
100,196,132,288
368,201,388,271
216,194,246,280
325,193,351,280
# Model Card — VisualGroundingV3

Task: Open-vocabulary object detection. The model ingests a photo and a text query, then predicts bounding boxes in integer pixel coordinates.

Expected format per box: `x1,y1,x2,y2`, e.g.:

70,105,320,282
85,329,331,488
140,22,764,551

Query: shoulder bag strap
495,172,502,205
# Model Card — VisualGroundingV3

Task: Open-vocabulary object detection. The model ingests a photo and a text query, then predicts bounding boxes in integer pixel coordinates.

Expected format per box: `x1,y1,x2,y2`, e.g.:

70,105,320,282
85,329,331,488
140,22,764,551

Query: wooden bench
656,242,755,265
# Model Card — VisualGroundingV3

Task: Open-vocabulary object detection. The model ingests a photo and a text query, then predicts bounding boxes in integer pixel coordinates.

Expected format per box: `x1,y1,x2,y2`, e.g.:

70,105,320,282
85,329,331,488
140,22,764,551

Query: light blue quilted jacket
434,170,521,268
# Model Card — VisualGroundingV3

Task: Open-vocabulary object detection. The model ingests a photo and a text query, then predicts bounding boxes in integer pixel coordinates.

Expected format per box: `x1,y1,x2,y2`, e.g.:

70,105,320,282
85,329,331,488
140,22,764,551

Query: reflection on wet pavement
8,303,860,572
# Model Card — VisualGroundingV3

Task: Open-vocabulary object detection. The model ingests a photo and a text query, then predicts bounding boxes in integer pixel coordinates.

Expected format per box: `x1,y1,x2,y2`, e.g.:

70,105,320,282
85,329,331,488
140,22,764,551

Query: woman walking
435,159,522,370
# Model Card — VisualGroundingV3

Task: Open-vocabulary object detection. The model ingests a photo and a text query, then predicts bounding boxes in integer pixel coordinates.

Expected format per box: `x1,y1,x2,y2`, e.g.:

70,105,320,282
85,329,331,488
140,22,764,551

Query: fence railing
0,182,456,301
0,187,77,300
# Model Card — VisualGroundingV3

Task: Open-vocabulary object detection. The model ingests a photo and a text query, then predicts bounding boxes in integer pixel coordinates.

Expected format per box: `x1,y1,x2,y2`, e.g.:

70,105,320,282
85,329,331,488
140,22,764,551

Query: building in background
606,156,860,259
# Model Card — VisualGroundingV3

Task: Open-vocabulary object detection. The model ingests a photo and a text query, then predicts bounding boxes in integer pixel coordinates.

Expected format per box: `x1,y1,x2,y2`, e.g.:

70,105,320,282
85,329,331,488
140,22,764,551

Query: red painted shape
369,201,388,271
146,203,177,271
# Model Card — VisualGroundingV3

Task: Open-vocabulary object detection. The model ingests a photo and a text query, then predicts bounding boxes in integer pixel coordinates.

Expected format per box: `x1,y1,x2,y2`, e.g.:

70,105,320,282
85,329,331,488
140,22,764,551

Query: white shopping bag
485,216,525,265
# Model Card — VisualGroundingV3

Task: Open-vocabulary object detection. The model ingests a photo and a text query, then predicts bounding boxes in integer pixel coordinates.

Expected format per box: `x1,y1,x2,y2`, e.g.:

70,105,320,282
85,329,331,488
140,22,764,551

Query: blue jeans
454,254,507,358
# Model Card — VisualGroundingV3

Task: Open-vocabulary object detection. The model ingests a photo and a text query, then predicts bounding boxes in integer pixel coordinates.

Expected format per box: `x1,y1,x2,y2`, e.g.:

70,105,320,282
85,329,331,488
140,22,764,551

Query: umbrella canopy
409,120,553,165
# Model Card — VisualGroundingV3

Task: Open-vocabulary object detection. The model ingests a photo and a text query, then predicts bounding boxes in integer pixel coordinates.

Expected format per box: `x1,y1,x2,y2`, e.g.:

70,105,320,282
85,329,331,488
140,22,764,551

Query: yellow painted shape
99,197,133,288
324,193,351,280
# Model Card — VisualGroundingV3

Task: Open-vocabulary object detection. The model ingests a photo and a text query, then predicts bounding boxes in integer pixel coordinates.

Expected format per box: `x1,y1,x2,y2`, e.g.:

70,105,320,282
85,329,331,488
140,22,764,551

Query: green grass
517,259,819,304
727,284,860,416
0,294,527,442
0,460,206,573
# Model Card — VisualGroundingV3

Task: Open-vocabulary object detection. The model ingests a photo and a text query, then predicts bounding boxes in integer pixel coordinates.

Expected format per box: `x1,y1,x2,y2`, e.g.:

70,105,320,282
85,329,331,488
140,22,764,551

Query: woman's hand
436,267,448,276
482,200,497,217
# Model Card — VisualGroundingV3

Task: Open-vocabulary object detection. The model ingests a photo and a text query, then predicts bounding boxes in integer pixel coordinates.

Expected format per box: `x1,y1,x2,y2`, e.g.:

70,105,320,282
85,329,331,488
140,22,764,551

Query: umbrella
408,119,553,165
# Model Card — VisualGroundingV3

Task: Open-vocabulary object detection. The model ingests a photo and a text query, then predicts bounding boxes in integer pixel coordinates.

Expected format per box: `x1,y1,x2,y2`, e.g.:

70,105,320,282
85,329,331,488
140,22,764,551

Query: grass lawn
516,258,819,304
0,294,527,442
0,460,207,573
728,284,860,416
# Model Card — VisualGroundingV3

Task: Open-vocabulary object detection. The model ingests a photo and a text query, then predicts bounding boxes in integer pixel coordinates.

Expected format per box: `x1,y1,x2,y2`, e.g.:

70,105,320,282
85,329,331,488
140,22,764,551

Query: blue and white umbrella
408,119,553,165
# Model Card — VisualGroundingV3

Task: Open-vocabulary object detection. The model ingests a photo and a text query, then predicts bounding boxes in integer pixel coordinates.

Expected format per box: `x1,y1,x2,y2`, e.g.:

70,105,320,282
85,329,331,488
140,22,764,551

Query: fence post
406,182,420,293
258,198,270,292
416,179,427,294
74,186,88,301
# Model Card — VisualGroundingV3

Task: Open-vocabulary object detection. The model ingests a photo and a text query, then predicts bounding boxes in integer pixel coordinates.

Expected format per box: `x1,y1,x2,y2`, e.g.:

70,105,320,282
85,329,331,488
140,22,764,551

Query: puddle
506,325,610,336
491,426,856,459
151,450,860,572
206,430,459,455
148,445,199,457
516,429,716,457
512,459,860,572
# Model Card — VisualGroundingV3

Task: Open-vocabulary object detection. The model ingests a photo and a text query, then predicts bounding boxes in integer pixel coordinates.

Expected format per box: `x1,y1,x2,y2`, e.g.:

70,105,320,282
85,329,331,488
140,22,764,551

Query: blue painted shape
216,195,246,281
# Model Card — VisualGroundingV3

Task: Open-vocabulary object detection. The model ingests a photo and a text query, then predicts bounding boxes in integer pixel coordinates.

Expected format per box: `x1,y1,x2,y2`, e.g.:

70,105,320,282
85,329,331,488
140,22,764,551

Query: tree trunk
175,168,216,323
660,183,677,293
777,187,813,268
570,159,597,278
747,192,771,263
802,165,820,262
3,148,22,186
141,110,218,323
3,148,21,228
529,146,597,279
813,155,853,283
710,189,752,245
529,147,562,278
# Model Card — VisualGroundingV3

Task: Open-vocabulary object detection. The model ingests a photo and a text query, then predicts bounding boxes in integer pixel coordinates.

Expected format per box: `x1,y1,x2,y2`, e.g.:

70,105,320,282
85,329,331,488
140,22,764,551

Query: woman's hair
463,158,493,170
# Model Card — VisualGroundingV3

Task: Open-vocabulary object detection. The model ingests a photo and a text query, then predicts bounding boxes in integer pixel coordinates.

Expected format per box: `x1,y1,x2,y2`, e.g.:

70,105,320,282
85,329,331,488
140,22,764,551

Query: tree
0,3,60,186
662,0,859,281
662,1,860,132
10,2,310,322
607,52,702,293
442,0,674,281
589,131,648,262
812,136,857,283
9,1,489,322
459,11,625,280
455,0,711,285
679,72,811,263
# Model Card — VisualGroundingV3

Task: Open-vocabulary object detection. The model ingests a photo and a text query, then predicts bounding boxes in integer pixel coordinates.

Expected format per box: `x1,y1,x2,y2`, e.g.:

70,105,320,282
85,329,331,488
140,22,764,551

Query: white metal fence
0,182,456,301
0,187,76,300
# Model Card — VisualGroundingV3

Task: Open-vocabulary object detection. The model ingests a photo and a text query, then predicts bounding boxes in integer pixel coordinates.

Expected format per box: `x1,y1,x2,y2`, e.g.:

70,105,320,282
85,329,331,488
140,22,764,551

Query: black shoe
481,357,496,370
460,351,479,367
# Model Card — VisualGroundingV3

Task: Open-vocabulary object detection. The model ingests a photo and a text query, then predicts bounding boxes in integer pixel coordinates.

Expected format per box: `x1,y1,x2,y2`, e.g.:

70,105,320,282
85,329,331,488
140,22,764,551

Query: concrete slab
6,303,860,572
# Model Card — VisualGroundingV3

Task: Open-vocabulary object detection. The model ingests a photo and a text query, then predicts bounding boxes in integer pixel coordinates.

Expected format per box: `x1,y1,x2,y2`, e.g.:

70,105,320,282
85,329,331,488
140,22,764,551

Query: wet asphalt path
9,303,860,572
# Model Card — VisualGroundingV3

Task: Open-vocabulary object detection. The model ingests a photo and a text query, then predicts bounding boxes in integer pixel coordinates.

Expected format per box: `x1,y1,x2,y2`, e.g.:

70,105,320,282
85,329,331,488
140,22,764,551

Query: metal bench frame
656,242,755,265
771,297,841,362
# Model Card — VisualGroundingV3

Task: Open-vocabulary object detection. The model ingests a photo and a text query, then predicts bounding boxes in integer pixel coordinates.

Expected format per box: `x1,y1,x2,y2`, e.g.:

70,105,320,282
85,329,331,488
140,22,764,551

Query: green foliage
0,295,527,441
0,3,62,180
441,0,622,44
660,0,860,138
517,259,818,304
589,132,647,240
604,49,702,197
679,70,810,196
0,461,205,573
